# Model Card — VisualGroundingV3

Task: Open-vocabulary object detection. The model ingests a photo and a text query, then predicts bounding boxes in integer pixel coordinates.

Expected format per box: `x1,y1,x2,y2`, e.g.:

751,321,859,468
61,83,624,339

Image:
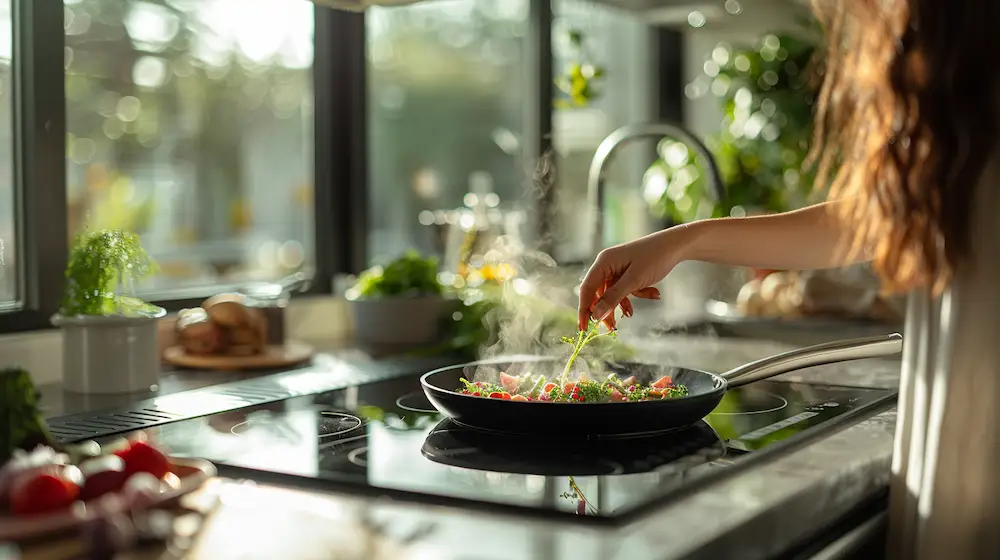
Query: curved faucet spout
585,122,725,260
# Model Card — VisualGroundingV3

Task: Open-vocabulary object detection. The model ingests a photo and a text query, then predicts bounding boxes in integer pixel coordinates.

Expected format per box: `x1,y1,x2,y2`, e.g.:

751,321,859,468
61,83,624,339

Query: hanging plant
554,29,607,109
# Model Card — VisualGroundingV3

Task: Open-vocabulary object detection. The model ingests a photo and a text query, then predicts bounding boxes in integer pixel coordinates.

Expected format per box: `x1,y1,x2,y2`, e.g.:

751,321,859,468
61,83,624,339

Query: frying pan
420,333,903,436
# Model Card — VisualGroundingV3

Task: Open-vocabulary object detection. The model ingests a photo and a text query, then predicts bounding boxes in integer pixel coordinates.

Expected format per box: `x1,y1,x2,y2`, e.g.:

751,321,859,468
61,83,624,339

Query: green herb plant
59,229,158,317
559,318,616,386
350,250,443,300
1,368,56,462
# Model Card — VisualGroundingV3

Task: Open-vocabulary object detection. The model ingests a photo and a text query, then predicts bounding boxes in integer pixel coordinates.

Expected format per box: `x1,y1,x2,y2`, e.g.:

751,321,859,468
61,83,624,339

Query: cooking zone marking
740,411,819,441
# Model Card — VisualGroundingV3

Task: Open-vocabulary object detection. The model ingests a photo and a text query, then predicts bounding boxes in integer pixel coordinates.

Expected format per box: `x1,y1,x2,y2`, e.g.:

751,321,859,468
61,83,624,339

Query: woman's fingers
632,286,661,300
619,297,634,318
578,269,610,331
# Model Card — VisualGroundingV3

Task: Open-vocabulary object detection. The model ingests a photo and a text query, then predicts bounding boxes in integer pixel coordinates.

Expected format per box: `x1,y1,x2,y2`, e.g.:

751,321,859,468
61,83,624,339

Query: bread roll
202,293,251,327
175,308,224,355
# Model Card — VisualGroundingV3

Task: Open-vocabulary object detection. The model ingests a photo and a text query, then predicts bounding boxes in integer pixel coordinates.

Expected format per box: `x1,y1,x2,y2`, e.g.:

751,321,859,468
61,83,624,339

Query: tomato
651,375,673,389
542,383,557,393
499,373,520,394
10,466,82,516
115,441,170,479
563,383,577,394
488,392,505,399
79,455,128,501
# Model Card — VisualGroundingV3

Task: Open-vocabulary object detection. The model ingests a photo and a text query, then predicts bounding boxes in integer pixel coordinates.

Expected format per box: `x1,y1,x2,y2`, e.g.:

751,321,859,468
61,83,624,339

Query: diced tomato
621,376,637,387
563,383,577,394
499,372,521,394
10,466,81,516
610,390,627,402
488,392,505,399
511,395,529,402
472,392,481,397
542,383,557,393
651,375,673,389
115,440,170,480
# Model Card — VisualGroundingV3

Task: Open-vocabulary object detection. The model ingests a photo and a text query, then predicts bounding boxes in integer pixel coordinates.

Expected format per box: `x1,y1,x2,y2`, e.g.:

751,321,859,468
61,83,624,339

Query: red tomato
10,467,81,516
651,376,673,389
115,441,170,479
542,383,557,393
563,383,577,394
79,455,128,501
488,392,505,399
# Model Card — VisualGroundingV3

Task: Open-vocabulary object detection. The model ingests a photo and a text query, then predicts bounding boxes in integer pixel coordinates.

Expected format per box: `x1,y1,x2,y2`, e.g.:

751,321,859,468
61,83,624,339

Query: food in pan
456,371,688,402
174,293,268,356
454,318,688,402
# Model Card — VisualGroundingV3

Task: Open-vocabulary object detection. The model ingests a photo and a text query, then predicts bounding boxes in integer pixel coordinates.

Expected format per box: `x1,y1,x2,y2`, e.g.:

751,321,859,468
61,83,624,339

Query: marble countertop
35,332,903,560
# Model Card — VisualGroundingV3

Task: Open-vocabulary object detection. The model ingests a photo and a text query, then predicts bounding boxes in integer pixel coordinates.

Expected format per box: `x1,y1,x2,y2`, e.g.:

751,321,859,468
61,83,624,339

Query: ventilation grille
45,355,455,444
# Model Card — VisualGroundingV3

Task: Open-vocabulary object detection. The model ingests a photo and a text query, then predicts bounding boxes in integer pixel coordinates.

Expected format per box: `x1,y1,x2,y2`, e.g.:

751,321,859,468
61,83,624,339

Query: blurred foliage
645,32,821,223
350,251,443,300
60,229,158,317
554,29,607,109
1,368,56,463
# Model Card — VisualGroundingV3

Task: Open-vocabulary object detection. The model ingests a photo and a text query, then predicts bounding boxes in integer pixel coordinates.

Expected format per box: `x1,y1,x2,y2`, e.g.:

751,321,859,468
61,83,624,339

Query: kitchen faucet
586,122,725,260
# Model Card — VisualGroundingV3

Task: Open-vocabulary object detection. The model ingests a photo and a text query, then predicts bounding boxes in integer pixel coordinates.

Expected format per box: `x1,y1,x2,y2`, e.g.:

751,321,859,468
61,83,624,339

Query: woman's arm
677,198,871,270
579,198,872,329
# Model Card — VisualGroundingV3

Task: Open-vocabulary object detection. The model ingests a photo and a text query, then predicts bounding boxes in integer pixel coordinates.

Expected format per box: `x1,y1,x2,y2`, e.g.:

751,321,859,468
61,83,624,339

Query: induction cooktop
98,370,896,525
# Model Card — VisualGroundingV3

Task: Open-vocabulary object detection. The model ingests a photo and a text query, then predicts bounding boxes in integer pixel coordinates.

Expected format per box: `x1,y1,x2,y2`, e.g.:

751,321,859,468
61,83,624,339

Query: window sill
0,295,354,386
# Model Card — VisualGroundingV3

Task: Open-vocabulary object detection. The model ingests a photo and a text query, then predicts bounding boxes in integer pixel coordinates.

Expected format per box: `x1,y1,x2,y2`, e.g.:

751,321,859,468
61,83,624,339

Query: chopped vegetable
9,465,82,516
115,440,169,479
456,371,688,403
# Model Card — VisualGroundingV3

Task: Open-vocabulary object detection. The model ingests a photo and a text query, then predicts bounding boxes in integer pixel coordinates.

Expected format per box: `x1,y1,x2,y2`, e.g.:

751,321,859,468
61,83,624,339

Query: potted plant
345,251,455,354
51,229,165,394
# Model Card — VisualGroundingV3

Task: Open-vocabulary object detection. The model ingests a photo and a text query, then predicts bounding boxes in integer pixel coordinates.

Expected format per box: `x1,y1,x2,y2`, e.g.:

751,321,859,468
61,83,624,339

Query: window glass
550,0,653,262
0,1,13,305
65,0,315,295
366,0,529,265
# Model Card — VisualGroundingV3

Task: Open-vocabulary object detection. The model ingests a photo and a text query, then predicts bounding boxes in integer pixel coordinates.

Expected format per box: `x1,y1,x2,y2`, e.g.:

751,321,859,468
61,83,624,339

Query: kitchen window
366,0,530,265
65,0,316,298
0,1,14,308
0,0,679,333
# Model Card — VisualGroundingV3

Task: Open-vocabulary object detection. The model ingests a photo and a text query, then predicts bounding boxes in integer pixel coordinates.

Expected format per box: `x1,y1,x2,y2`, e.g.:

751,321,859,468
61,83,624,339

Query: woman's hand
577,226,695,331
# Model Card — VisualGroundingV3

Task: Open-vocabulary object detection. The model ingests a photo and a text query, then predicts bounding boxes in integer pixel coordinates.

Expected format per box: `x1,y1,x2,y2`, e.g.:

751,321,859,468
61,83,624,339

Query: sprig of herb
558,319,616,387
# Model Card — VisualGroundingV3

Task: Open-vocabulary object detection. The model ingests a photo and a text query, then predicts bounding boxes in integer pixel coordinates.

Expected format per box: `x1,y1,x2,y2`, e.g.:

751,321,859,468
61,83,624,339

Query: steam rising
464,148,614,383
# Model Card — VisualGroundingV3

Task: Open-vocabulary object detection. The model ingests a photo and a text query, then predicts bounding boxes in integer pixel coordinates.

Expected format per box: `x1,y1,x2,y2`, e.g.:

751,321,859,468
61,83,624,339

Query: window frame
0,0,683,333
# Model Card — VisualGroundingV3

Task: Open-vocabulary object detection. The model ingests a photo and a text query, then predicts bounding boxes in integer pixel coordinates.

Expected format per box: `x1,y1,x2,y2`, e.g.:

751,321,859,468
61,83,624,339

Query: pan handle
720,333,903,388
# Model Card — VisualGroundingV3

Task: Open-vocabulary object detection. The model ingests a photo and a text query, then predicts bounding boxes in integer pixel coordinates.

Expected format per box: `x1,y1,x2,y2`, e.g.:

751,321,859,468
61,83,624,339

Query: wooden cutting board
162,341,314,371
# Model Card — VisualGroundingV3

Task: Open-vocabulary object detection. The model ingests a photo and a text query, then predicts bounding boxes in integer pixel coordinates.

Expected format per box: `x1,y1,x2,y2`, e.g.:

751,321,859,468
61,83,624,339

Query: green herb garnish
558,319,616,386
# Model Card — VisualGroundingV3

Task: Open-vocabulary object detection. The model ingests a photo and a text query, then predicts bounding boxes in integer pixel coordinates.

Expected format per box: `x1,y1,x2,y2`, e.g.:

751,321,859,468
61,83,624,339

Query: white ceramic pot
347,296,456,354
51,307,167,394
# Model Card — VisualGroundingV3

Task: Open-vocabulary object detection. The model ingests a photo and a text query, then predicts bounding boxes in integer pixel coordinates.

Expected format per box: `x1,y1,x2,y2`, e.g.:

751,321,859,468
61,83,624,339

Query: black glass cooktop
113,374,895,524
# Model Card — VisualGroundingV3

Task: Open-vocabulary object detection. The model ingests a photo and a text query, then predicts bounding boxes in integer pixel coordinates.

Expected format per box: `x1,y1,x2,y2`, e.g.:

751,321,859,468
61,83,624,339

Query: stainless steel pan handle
720,333,903,388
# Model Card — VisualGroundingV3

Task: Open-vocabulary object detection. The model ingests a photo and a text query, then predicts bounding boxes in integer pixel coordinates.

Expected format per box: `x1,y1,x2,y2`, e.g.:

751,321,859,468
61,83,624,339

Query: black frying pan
420,333,903,436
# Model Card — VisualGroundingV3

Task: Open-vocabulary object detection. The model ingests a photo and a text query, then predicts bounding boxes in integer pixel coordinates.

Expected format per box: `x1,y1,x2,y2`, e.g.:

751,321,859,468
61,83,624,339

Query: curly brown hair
808,0,1000,293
